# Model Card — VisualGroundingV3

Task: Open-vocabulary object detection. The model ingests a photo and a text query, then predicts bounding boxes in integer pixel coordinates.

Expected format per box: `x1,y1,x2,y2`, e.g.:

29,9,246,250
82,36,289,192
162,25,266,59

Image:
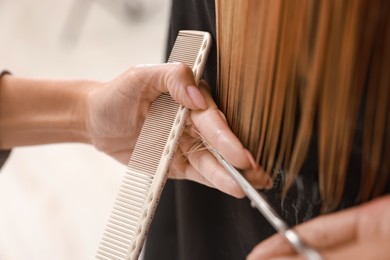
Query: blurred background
0,0,169,259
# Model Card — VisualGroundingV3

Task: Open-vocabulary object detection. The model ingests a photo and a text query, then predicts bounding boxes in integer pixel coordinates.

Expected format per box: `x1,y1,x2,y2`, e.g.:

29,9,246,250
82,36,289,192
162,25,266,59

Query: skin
0,63,271,198
247,195,390,260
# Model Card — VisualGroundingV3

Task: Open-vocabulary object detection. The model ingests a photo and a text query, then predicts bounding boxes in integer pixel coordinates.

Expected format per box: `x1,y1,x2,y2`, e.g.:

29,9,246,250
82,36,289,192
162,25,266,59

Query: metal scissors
208,145,323,260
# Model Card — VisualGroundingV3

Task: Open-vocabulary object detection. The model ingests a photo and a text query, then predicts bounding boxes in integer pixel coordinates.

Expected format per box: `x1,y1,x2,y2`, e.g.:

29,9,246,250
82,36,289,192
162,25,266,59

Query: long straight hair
215,0,390,211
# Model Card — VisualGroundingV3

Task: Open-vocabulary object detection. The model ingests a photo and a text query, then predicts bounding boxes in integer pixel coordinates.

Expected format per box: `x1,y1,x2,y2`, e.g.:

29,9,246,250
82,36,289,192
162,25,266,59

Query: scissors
208,145,323,260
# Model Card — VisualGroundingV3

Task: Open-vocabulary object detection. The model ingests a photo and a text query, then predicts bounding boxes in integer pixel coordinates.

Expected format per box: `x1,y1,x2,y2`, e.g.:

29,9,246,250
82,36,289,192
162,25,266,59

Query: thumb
139,63,208,110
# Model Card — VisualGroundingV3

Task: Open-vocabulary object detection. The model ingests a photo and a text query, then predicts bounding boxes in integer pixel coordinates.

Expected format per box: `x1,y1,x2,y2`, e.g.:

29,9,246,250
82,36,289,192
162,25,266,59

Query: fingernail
218,110,227,122
186,85,207,109
244,149,257,170
230,179,246,198
257,171,273,190
265,177,274,189
244,150,274,189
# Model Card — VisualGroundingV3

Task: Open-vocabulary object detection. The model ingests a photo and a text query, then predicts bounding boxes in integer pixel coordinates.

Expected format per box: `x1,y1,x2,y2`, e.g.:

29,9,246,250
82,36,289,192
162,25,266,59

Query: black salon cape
143,1,390,259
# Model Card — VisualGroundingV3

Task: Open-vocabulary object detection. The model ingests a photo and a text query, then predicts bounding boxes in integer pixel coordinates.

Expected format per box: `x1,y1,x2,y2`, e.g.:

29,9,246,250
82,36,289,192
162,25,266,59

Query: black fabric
0,70,12,169
0,150,11,170
144,1,390,259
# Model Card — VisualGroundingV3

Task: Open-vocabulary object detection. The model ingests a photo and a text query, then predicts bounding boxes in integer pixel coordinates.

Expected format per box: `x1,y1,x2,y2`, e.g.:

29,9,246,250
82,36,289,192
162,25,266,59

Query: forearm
0,74,95,149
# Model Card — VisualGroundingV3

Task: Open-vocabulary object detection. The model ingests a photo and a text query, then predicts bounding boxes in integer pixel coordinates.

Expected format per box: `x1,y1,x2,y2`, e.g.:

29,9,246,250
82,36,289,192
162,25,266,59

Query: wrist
66,79,97,144
0,75,98,148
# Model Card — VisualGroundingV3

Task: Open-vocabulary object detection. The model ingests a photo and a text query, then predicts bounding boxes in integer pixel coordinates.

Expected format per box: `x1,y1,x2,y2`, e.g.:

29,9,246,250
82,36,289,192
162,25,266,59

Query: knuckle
166,63,195,105
198,107,218,124
128,67,151,90
169,82,181,100
175,63,192,76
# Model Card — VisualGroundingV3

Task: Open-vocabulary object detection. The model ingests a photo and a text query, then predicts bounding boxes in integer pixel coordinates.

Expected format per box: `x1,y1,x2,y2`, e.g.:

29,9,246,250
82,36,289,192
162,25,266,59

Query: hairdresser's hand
87,63,271,198
247,195,390,260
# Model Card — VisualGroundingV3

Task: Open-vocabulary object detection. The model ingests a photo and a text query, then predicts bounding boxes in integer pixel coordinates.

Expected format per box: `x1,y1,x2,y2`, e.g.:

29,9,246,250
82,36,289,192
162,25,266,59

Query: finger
246,234,296,260
169,143,212,185
247,246,308,260
190,83,272,188
324,239,390,260
354,195,390,239
191,84,272,188
271,257,303,260
171,161,215,189
179,131,246,198
248,208,359,260
169,142,231,191
186,107,271,188
138,63,208,110
243,158,273,189
264,256,304,260
190,83,250,169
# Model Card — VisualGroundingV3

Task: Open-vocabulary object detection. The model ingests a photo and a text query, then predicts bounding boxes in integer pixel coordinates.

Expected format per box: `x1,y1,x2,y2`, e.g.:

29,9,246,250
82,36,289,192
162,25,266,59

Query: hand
247,195,390,259
86,63,272,198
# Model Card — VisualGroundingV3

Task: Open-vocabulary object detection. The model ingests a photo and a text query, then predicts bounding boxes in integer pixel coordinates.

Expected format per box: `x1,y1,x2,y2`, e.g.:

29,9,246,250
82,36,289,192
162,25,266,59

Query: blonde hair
216,0,390,211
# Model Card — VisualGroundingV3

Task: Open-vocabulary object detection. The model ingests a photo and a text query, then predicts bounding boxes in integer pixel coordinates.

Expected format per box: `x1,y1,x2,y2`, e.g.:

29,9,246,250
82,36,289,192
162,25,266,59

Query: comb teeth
96,30,211,260
169,32,206,67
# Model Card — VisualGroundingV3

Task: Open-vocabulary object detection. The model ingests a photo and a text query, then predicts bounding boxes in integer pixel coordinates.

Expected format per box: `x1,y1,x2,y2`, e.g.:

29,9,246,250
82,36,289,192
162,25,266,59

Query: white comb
96,30,212,260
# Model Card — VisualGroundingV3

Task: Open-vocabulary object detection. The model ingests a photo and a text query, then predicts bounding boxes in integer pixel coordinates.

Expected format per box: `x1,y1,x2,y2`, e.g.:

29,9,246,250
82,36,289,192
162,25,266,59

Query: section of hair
216,0,389,211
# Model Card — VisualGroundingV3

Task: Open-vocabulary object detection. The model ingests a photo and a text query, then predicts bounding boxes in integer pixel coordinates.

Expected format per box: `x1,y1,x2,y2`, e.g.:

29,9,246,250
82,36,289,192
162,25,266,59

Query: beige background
0,0,169,259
